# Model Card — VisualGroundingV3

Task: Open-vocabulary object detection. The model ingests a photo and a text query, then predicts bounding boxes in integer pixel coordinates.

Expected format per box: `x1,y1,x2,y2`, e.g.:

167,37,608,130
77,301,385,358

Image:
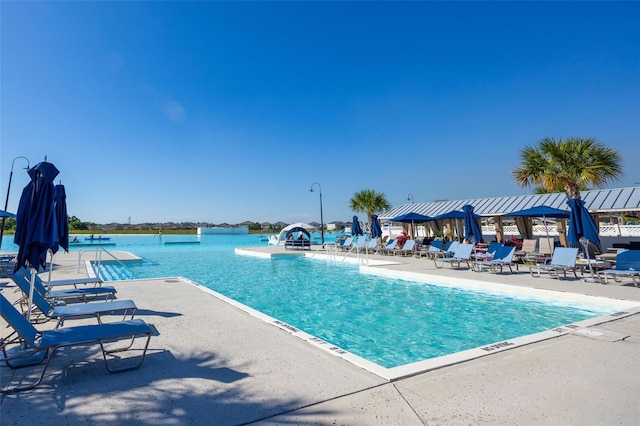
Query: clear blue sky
2,1,638,225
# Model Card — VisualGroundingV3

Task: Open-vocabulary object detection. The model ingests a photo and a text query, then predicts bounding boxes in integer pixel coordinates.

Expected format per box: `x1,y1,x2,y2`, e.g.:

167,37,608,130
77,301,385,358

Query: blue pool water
1,234,617,368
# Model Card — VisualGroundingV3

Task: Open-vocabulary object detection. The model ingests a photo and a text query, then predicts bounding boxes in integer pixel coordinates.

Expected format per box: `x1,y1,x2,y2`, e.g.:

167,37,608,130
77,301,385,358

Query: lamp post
1,156,30,247
407,193,414,203
309,182,324,246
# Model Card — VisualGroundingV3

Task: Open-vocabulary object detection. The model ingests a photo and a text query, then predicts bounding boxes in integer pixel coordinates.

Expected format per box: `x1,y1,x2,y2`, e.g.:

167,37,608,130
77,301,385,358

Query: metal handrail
77,247,135,280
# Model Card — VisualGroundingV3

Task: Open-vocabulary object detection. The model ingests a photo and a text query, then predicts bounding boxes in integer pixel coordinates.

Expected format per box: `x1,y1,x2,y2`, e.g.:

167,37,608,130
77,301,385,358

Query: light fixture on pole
309,182,324,246
1,156,30,247
407,193,414,203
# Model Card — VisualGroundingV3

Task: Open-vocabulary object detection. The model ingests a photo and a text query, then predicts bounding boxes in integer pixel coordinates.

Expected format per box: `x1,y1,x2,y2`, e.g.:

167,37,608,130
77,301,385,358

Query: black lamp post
407,193,414,203
309,182,324,246
1,156,30,247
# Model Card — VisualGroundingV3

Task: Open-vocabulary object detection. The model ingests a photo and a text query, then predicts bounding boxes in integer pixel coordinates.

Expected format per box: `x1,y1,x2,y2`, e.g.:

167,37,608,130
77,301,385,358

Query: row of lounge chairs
336,236,640,285
0,267,158,393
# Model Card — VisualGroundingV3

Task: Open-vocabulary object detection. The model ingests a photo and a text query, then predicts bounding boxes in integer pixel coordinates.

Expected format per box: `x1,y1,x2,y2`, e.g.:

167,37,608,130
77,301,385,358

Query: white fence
382,224,640,239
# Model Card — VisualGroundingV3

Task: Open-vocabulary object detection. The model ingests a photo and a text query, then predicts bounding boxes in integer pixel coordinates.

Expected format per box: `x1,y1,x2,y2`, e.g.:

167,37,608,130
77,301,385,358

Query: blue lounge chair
420,240,443,258
597,250,640,287
12,273,137,328
17,266,103,289
0,293,156,393
434,243,474,269
529,247,579,279
15,269,116,303
473,246,516,273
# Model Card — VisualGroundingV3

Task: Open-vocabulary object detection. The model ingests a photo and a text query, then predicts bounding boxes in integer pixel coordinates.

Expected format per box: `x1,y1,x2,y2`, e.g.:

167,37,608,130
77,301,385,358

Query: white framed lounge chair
365,238,379,254
0,293,157,393
338,237,353,252
377,239,397,255
529,247,579,279
12,273,137,328
597,250,640,287
473,246,516,273
434,243,474,269
391,239,416,256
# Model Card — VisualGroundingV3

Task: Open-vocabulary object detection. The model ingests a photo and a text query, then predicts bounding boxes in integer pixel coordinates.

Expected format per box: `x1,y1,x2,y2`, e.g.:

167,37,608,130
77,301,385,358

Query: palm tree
349,189,391,228
512,137,622,199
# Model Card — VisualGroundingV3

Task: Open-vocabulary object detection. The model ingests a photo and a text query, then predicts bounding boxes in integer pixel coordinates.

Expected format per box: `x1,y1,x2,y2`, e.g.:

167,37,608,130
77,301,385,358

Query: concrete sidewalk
1,248,639,425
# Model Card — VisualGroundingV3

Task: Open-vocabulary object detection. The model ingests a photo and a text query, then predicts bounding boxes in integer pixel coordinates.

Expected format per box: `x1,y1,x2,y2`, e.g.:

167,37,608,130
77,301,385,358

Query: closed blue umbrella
463,204,484,243
370,214,382,239
14,161,60,271
54,184,69,252
351,216,363,236
13,160,60,322
567,198,601,248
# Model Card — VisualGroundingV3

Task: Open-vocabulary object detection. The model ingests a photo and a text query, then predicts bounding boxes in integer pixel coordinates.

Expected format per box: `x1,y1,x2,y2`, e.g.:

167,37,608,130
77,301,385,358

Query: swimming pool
7,234,624,372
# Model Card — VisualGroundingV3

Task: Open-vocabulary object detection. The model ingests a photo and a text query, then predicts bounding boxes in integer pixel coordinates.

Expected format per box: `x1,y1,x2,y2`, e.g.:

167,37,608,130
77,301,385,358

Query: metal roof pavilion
379,186,640,220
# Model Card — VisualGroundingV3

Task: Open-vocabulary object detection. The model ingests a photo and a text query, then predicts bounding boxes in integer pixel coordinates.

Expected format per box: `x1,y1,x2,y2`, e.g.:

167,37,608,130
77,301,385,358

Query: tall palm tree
512,137,622,199
349,189,391,228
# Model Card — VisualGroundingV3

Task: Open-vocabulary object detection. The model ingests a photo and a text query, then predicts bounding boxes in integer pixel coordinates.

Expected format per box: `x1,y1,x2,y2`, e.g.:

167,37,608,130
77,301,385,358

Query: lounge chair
338,237,353,252
473,246,516,273
597,250,640,287
515,239,537,263
0,293,156,393
12,273,137,328
529,247,579,279
14,269,117,303
434,243,474,269
538,237,556,256
17,266,104,289
377,239,397,255
474,242,503,261
391,239,416,256
365,237,379,254
352,236,368,253
419,240,443,258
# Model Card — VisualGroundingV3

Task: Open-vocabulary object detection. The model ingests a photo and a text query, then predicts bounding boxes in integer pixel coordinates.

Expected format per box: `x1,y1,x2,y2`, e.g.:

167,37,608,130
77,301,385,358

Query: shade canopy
567,198,601,247
463,204,484,243
370,214,383,239
275,222,319,244
351,216,363,236
285,227,311,239
508,206,571,218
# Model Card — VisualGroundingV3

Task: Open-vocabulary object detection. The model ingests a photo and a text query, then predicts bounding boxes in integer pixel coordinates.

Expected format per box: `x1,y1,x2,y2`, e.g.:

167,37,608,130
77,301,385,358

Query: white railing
383,224,639,239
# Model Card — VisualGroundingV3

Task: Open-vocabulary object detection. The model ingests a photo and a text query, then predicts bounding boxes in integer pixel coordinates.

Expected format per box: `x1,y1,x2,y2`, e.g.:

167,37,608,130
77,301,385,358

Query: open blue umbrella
0,210,16,218
508,205,571,219
567,198,601,248
462,204,484,243
370,214,382,239
509,205,571,241
13,160,60,322
351,216,363,236
390,212,432,239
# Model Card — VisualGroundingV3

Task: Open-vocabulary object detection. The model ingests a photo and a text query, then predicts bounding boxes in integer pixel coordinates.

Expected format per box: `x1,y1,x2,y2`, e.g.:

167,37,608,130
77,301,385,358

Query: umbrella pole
27,268,36,323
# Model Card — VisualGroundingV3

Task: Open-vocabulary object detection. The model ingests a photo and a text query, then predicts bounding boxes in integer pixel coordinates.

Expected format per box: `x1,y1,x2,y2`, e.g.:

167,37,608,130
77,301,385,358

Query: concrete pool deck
1,246,639,424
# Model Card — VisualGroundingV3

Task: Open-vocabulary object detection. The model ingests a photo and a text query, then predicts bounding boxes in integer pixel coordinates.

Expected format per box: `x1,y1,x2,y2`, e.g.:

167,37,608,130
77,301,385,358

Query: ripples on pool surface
92,235,615,368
